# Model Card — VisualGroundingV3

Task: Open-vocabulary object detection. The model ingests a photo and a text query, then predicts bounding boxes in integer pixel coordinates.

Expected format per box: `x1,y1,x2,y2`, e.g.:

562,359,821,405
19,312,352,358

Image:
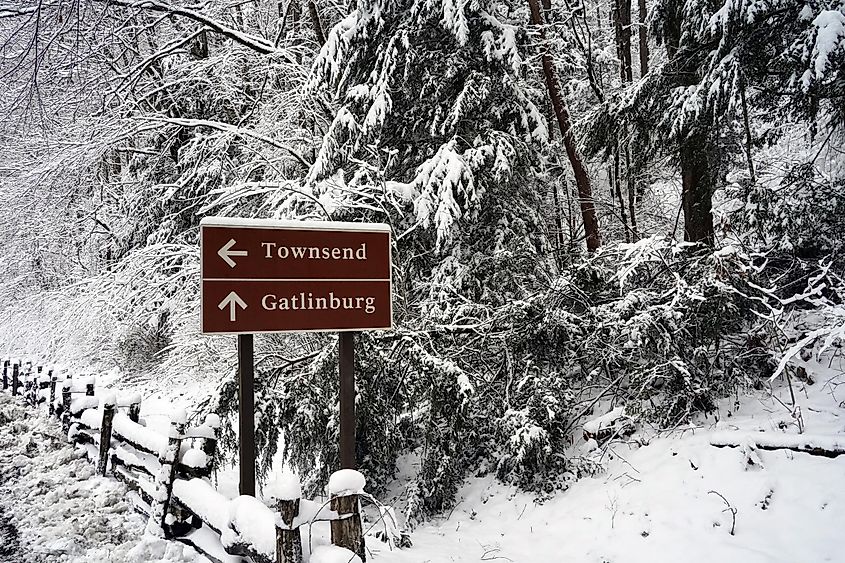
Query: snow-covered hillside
1,360,842,562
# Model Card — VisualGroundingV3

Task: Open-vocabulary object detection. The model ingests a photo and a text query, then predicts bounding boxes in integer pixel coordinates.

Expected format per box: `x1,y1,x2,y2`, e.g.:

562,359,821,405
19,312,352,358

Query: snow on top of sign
200,216,391,232
328,469,366,495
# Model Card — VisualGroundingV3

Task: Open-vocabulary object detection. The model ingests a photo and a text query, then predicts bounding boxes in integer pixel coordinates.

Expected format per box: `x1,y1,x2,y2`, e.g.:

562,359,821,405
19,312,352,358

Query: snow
172,478,230,533
180,448,208,469
810,11,845,81
70,396,98,415
583,406,627,434
377,364,845,563
79,408,102,430
118,391,143,406
112,413,168,455
265,471,302,501
328,469,366,495
224,495,277,556
201,216,391,232
310,545,363,563
0,394,201,562
172,407,187,426
710,431,845,451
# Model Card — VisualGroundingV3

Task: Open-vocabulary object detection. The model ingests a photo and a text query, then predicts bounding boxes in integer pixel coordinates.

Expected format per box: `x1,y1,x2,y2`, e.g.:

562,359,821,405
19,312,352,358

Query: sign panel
200,218,392,334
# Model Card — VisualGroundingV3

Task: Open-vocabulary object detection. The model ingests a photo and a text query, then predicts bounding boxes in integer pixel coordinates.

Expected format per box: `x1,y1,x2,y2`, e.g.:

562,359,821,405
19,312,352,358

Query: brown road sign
200,218,392,334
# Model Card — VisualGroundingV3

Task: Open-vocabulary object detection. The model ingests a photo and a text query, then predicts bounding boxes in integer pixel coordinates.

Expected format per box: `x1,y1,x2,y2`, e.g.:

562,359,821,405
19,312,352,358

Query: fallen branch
709,432,845,458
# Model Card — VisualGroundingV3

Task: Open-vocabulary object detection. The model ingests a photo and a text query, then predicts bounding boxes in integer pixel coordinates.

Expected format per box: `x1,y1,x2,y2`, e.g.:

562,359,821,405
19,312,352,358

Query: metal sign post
237,334,256,495
339,332,356,469
200,218,392,492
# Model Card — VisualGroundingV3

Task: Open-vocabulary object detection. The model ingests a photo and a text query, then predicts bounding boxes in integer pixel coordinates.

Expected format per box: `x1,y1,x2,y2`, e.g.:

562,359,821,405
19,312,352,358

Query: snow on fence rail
0,357,378,563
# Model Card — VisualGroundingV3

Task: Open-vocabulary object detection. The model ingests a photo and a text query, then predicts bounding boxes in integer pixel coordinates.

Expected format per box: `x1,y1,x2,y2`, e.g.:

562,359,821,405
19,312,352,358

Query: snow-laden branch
140,116,312,167
93,0,296,62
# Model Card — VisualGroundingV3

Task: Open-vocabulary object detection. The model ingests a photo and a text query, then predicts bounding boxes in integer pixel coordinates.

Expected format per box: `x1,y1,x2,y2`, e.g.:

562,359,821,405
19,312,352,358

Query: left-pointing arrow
218,291,248,322
218,238,248,268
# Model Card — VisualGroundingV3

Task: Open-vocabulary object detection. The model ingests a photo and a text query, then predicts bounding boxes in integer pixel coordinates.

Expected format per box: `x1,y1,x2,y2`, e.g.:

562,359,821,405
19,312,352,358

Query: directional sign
200,217,392,334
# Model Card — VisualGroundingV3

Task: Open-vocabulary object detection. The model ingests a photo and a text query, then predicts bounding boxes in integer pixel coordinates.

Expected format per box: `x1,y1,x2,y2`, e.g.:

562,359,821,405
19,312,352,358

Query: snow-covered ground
0,362,842,562
379,362,845,563
0,394,200,562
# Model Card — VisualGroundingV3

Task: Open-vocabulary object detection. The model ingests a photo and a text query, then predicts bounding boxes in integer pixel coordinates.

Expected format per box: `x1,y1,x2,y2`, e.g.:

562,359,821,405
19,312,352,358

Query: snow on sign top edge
200,216,392,233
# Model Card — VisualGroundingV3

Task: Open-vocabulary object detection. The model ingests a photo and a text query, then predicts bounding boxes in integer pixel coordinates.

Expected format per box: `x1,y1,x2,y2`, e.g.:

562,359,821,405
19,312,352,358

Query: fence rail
1,357,374,563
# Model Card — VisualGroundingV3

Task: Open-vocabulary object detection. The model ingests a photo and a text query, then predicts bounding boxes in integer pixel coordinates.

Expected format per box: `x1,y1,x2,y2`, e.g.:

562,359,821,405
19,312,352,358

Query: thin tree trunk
308,1,326,46
739,74,755,183
551,182,565,267
614,146,630,242
614,0,633,82
528,0,601,252
626,146,638,240
680,132,715,245
638,0,649,76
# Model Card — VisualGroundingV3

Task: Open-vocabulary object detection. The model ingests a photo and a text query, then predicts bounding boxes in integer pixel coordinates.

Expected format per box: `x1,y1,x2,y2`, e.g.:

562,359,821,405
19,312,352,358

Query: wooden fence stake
128,399,142,424
11,364,19,396
276,496,303,563
330,493,365,561
98,396,116,476
2,359,8,390
149,411,186,535
61,378,72,432
49,371,57,415
86,379,95,396
201,414,220,475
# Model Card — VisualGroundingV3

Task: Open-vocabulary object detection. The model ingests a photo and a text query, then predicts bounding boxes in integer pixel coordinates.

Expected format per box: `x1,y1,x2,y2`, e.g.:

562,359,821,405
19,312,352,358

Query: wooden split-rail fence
0,358,369,563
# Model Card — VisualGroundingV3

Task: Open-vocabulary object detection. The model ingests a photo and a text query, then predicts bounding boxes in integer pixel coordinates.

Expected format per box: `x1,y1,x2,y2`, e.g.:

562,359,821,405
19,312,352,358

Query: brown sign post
200,218,392,494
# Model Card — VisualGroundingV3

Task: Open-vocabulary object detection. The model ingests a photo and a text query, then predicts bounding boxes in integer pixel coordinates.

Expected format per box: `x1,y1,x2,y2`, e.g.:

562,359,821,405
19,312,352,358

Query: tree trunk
638,0,649,76
527,0,601,252
626,146,638,240
614,0,633,82
739,74,756,183
307,2,326,46
680,132,715,245
613,147,630,242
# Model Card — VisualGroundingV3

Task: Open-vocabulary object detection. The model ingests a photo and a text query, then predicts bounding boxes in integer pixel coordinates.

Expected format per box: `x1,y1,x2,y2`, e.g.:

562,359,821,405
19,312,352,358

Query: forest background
0,0,843,526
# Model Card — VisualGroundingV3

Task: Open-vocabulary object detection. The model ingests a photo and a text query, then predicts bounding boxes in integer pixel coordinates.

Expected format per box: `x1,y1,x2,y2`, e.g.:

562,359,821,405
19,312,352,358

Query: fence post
61,378,72,432
86,378,95,396
329,470,366,561
149,409,186,536
201,414,220,474
270,473,303,563
2,360,8,391
98,394,116,476
128,399,142,424
11,363,19,396
49,371,57,415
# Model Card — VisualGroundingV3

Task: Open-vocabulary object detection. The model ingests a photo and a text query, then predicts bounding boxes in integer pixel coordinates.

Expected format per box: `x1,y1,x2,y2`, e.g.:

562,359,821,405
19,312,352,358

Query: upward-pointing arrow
218,238,248,268
218,291,248,322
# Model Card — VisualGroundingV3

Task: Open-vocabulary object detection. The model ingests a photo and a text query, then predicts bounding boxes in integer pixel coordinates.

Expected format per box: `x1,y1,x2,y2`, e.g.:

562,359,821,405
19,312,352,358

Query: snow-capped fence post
329,470,366,561
61,378,72,430
149,409,187,535
2,359,8,390
98,395,116,476
268,473,303,563
49,371,57,415
11,363,19,396
128,398,142,424
85,379,95,396
200,414,220,474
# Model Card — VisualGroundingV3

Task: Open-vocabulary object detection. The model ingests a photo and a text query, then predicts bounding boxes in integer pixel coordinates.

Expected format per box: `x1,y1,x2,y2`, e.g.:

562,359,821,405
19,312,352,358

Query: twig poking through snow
708,490,737,535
